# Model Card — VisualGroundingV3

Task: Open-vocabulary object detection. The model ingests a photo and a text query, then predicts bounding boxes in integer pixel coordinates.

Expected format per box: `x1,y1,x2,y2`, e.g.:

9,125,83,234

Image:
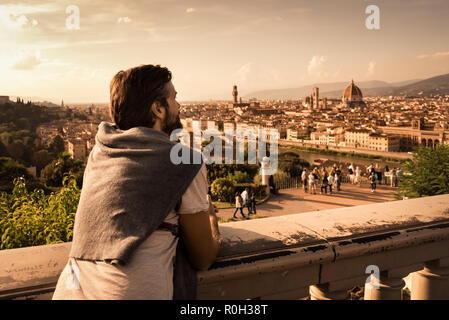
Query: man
335,165,342,191
301,168,308,193
52,64,222,300
369,171,377,193
241,187,252,215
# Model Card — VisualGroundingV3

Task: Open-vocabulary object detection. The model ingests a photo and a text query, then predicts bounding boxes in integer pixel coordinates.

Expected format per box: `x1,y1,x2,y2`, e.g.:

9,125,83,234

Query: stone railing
1,194,449,300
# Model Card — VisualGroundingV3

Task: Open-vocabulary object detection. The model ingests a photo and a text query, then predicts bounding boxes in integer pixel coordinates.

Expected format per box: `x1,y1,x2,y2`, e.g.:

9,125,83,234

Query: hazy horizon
1,0,449,103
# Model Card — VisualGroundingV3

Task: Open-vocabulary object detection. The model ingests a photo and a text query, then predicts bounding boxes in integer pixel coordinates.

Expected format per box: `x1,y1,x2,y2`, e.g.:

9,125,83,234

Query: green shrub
210,178,235,202
0,175,80,250
227,170,253,184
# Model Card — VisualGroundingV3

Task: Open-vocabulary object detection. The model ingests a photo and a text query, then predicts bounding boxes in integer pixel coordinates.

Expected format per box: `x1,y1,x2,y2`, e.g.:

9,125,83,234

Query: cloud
417,51,449,59
117,16,132,24
366,61,376,77
186,8,196,13
234,62,280,89
12,51,42,70
307,55,328,78
0,10,38,28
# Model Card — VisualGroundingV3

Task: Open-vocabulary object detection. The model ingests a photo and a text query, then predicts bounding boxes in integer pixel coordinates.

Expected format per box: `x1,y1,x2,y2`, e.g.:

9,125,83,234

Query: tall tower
313,87,319,110
232,85,238,104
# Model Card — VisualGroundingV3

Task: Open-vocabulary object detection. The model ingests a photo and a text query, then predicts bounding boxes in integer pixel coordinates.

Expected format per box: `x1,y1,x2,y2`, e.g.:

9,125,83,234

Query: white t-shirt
52,163,210,300
241,190,248,204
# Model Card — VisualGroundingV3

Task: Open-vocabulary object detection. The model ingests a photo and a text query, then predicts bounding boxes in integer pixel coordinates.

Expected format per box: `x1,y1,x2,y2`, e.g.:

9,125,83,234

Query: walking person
355,166,362,187
320,169,328,194
233,192,246,219
391,168,397,187
308,170,317,195
369,172,377,193
384,165,390,185
393,168,398,187
327,172,334,195
348,163,355,184
241,188,252,215
336,165,342,191
301,168,308,193
250,192,257,215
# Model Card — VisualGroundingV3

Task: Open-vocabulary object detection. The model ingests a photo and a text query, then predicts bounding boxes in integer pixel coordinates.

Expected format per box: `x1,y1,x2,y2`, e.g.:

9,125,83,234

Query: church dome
342,79,363,102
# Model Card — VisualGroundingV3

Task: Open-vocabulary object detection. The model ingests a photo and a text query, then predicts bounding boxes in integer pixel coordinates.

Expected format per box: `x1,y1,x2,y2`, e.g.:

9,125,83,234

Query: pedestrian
301,168,308,193
320,169,328,194
336,165,342,191
233,192,246,219
241,187,252,215
369,172,377,193
327,173,334,194
250,192,257,215
308,170,317,194
269,175,277,195
348,163,354,184
384,165,390,185
391,168,398,187
355,166,362,187
376,170,382,185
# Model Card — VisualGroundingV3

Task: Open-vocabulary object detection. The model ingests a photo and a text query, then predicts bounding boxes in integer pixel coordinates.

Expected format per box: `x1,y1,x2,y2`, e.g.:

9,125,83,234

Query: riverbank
279,140,410,162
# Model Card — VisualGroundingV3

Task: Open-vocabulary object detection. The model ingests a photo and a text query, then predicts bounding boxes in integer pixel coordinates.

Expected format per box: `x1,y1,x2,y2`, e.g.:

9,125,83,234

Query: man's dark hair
110,64,172,130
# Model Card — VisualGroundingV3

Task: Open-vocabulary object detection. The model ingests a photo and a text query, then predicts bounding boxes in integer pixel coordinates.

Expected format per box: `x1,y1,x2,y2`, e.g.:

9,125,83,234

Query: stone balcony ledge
1,194,449,300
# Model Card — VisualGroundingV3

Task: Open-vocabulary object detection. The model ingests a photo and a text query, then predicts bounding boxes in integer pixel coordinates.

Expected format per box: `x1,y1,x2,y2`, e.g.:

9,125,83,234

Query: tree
32,150,53,176
278,152,310,178
0,157,37,193
6,142,25,161
41,152,85,188
0,141,8,157
396,146,449,199
48,135,65,155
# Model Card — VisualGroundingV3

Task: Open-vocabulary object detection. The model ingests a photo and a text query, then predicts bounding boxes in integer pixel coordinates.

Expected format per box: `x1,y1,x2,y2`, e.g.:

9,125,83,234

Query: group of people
301,164,342,195
300,162,403,195
233,188,257,219
385,165,401,187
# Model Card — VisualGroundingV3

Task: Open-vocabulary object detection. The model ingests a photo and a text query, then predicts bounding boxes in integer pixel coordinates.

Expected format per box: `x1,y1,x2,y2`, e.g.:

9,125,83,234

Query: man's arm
179,201,222,271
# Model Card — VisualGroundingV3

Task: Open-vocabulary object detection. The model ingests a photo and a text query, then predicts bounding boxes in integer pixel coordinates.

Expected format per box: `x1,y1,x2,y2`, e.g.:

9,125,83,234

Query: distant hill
243,74,449,99
392,73,449,96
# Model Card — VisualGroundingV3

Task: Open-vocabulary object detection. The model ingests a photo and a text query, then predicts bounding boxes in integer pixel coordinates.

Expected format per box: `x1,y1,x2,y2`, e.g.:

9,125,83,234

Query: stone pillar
411,260,449,300
261,157,270,195
309,284,349,300
364,272,405,300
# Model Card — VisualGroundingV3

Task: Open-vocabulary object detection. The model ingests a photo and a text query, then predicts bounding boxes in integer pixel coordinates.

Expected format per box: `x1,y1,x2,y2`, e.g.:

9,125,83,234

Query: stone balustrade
1,194,449,300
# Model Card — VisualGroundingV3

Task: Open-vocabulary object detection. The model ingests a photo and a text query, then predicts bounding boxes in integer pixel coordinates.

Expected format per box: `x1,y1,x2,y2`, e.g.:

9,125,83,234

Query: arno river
280,147,403,170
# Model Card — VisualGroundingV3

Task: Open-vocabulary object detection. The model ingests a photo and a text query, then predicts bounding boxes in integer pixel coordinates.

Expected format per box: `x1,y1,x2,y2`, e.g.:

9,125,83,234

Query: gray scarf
69,121,202,299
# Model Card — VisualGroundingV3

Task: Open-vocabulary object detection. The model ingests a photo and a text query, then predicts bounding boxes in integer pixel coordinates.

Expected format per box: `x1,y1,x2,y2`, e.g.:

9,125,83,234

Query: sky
1,0,449,103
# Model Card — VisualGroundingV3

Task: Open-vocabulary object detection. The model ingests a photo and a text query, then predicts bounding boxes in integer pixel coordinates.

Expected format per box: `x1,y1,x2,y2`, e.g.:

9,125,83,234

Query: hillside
244,74,449,99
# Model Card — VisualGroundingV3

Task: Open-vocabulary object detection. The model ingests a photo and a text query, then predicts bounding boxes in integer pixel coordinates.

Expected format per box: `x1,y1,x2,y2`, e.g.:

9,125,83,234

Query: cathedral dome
342,79,363,102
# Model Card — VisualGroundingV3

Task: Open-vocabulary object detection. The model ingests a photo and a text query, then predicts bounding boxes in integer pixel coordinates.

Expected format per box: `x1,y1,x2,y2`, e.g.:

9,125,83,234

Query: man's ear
150,100,166,121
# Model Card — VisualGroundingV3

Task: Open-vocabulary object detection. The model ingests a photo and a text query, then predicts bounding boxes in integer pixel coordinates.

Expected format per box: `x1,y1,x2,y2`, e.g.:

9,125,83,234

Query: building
228,85,260,111
313,87,319,110
0,96,10,104
345,129,400,151
341,80,366,112
67,139,88,163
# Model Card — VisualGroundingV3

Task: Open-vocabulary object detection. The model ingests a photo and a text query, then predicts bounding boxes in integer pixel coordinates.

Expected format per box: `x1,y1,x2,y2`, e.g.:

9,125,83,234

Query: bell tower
232,85,238,104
